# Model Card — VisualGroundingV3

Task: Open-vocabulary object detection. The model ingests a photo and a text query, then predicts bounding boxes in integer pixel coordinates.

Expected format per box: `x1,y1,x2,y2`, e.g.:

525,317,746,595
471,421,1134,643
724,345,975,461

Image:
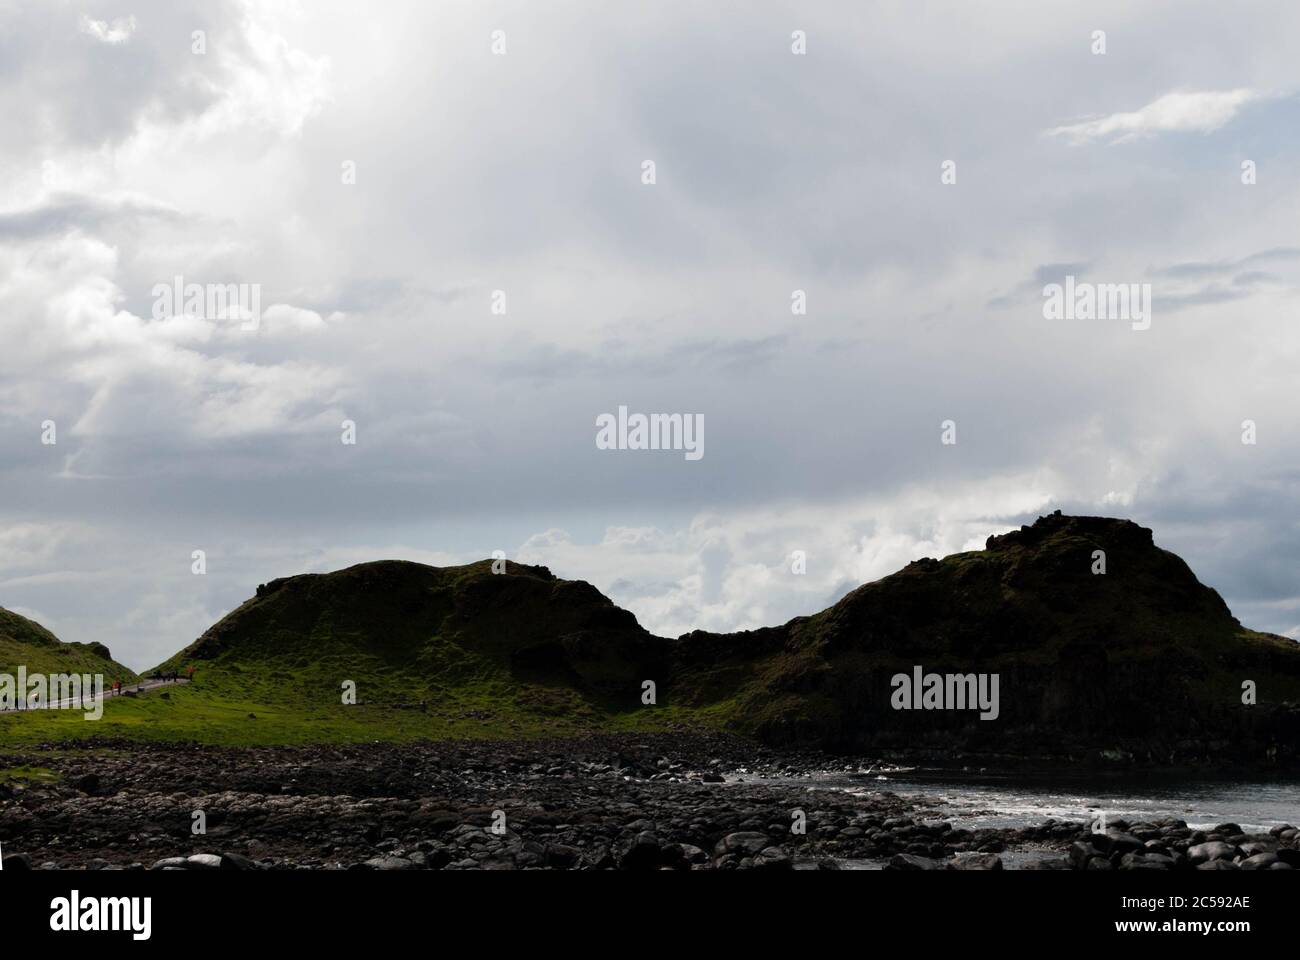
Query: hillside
7,513,1298,761
132,559,671,743
0,607,137,684
681,512,1300,761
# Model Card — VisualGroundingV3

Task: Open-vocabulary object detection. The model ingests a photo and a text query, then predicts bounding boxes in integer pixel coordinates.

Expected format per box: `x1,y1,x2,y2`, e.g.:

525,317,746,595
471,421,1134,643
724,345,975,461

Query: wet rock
713,831,771,858
1239,840,1275,857
753,847,792,870
949,853,1002,870
1069,840,1102,868
1239,852,1279,870
1188,841,1237,864
886,853,940,871
1275,847,1300,867
616,832,663,870
1100,830,1145,855
4,732,1288,874
545,844,581,868
1119,852,1173,871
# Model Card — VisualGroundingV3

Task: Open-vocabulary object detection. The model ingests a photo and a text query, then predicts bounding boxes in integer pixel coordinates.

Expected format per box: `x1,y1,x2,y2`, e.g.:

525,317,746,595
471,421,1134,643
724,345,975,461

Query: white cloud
78,15,136,45
1047,89,1263,144
516,476,1055,638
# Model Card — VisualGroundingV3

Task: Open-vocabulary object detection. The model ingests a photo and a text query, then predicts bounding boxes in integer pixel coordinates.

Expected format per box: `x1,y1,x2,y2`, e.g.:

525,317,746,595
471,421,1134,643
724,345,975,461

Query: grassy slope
724,518,1300,745
0,668,723,747
4,516,1297,749
0,608,137,684
0,561,717,746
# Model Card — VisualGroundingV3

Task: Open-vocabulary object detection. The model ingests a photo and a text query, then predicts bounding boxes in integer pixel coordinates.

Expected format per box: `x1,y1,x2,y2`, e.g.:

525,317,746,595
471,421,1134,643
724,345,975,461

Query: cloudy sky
2,0,1298,670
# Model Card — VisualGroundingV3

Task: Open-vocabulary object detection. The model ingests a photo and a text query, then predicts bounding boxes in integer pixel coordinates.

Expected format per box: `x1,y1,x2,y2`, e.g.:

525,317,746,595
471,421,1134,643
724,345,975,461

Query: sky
1,0,1298,671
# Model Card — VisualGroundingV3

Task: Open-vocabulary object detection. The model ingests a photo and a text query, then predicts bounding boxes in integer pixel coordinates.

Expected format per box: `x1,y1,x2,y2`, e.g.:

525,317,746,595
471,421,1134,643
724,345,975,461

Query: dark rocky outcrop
690,512,1300,762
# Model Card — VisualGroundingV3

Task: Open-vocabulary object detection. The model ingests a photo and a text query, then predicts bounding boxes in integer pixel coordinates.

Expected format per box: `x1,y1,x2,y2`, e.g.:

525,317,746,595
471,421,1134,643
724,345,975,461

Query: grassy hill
683,513,1300,758
5,514,1299,761
0,607,137,684
0,560,681,745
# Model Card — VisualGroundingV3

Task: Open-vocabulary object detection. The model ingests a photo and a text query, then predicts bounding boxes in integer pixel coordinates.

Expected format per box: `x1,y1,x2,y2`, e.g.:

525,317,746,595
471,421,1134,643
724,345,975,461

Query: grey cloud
3,0,1300,664
0,193,183,240
1150,247,1300,278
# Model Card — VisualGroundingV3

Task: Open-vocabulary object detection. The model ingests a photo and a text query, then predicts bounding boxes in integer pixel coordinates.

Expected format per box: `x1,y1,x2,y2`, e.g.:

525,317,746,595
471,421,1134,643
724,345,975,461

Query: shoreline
1,733,1295,871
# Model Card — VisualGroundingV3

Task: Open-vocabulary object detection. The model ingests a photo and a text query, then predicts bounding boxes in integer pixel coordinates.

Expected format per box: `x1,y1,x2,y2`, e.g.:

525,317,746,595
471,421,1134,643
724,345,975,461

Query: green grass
0,558,740,747
0,608,137,685
0,663,737,747
0,765,61,785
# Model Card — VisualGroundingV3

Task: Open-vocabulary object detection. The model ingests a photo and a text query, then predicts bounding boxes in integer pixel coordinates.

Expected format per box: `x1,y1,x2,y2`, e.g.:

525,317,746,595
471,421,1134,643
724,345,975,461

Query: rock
1188,841,1237,864
1069,840,1101,868
1103,830,1145,854
544,844,581,868
149,857,188,871
886,853,940,871
1195,859,1238,871
679,844,709,864
361,856,417,870
616,832,663,870
219,852,257,870
73,773,100,795
1,853,32,871
186,854,223,870
753,847,792,870
713,831,771,858
1239,852,1279,870
949,853,1002,870
1119,852,1172,871
1275,847,1300,867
